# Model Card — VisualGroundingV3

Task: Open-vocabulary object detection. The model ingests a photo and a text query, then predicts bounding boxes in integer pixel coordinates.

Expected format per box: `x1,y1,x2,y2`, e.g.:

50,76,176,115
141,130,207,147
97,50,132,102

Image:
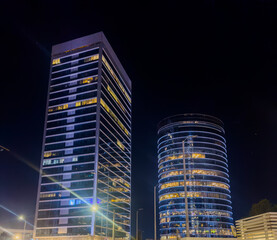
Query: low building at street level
236,212,277,240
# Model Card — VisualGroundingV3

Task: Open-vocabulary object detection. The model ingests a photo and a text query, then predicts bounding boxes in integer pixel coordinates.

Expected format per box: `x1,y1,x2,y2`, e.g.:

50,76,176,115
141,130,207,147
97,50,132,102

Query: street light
18,215,27,240
136,208,143,240
182,135,197,238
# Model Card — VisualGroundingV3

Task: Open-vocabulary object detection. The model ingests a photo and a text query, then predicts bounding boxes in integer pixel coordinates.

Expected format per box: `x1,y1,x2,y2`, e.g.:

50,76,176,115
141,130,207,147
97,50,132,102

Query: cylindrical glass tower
157,114,235,239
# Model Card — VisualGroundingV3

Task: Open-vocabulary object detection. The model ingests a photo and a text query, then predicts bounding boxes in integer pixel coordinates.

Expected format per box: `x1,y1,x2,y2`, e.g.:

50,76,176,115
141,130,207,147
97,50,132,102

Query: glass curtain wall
36,47,100,237
157,114,235,239
95,50,131,239
34,33,131,240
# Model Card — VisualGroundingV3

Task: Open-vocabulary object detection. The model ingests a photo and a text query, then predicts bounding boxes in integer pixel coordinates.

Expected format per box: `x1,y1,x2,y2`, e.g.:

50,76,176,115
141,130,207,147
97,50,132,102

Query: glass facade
157,114,235,239
34,32,131,240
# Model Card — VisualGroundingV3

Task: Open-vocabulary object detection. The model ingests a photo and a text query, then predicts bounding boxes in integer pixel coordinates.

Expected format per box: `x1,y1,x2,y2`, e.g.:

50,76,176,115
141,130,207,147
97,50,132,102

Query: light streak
2,149,135,239
0,226,14,236
0,204,33,227
0,145,10,152
9,151,89,206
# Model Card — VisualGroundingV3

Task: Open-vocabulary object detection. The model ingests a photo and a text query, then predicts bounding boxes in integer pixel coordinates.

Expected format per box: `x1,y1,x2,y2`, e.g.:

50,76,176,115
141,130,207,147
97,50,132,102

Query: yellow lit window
100,99,130,136
82,98,97,105
160,169,223,179
113,178,130,188
84,54,99,63
160,218,166,223
117,139,125,150
107,85,126,112
109,187,128,192
159,191,228,201
75,98,97,107
52,58,61,65
40,193,56,198
192,153,205,158
102,56,131,103
111,198,130,203
160,181,229,190
80,76,98,84
44,152,52,158
48,104,68,113
163,153,205,162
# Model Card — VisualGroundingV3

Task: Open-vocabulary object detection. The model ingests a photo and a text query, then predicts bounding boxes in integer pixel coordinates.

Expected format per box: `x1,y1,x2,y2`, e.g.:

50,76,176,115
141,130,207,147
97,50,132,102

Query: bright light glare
18,215,24,221
91,204,98,211
3,149,135,239
0,226,14,236
0,205,33,227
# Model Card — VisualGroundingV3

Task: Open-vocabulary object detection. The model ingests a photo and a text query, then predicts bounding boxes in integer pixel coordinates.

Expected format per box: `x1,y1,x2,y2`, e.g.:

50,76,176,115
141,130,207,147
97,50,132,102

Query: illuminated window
84,54,99,63
117,139,125,150
192,153,205,158
160,181,229,190
43,158,65,166
159,191,228,201
75,98,97,107
109,187,128,192
111,198,130,203
80,76,98,84
100,99,129,136
82,98,97,105
102,56,131,103
48,104,68,113
160,169,224,179
52,58,60,65
107,85,126,112
160,218,166,223
160,210,230,217
162,153,205,162
44,152,58,158
40,193,57,198
112,178,130,188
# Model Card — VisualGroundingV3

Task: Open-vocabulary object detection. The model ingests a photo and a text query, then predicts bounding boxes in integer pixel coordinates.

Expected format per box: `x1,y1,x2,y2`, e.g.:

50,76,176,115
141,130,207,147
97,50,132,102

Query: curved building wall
157,114,234,239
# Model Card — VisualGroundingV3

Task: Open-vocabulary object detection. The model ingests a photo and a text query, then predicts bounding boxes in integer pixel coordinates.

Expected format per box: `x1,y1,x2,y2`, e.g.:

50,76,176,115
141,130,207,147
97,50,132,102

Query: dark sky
0,0,277,238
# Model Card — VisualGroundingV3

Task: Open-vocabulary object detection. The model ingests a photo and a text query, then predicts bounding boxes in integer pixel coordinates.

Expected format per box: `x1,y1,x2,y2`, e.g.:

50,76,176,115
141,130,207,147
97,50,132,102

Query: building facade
34,32,131,240
157,114,235,239
236,212,277,240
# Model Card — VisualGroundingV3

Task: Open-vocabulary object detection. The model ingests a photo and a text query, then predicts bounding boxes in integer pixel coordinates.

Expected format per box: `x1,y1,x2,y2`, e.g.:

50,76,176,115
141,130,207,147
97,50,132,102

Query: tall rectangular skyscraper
34,32,131,240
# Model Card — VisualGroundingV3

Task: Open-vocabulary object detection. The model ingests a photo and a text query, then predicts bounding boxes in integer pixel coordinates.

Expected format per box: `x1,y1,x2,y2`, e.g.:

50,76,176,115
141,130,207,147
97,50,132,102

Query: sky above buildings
0,0,277,238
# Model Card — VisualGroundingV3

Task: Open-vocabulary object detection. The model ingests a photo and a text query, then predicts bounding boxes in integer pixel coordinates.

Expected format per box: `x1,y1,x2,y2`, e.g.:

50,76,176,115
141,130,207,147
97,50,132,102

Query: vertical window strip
107,85,126,113
102,56,131,103
100,99,130,137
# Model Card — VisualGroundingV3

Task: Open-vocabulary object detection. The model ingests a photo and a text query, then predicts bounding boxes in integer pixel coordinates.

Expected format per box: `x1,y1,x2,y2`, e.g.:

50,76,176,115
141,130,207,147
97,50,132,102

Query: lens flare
0,226,14,236
2,148,135,239
0,205,33,227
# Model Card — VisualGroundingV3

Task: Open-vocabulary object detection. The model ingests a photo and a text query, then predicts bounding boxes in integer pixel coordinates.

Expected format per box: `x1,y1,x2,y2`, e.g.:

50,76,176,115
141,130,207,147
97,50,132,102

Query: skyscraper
157,114,235,239
34,32,131,240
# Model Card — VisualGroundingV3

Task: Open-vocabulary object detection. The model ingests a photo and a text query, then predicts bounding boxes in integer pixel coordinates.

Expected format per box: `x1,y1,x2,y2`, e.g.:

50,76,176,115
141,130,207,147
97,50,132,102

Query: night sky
0,0,277,238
